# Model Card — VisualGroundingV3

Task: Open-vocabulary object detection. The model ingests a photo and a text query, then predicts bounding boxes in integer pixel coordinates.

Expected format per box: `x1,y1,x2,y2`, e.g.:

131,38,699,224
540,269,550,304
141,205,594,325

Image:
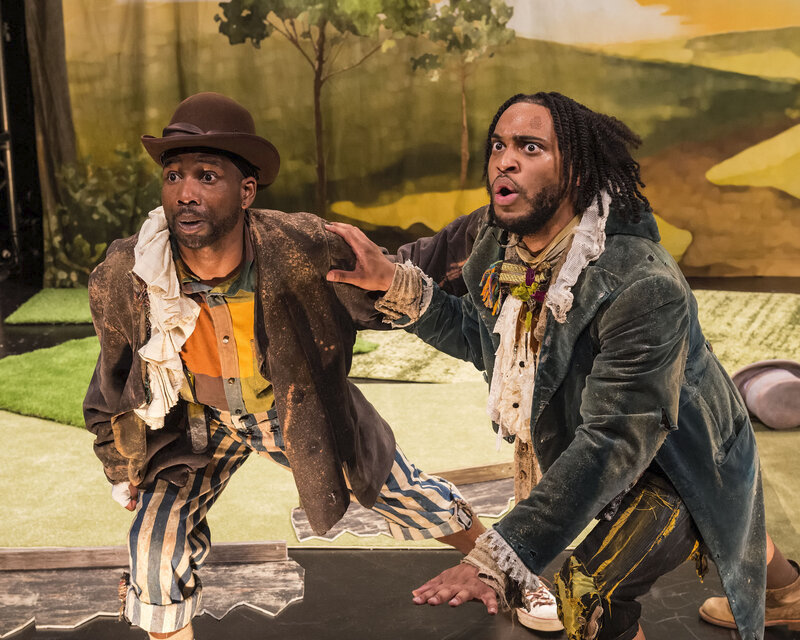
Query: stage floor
6,548,800,640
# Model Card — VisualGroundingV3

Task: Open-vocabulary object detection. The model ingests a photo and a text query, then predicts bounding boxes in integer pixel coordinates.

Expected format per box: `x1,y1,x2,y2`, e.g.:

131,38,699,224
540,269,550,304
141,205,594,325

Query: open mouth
177,218,204,230
493,177,519,205
175,209,207,232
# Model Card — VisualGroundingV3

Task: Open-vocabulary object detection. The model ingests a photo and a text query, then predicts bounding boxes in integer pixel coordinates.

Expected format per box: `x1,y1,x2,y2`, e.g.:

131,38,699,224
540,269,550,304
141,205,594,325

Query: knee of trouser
553,556,604,640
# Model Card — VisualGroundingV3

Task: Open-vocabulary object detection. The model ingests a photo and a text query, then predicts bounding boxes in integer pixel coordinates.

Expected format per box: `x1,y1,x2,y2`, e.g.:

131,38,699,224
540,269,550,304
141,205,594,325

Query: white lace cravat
132,207,200,429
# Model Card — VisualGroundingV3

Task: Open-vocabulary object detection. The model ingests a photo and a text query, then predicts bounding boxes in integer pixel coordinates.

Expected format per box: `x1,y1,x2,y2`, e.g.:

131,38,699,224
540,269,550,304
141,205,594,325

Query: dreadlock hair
483,92,649,223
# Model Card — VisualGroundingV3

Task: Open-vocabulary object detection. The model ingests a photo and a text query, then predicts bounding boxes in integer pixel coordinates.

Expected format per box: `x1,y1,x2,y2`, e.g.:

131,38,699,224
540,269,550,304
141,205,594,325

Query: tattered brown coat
84,209,396,535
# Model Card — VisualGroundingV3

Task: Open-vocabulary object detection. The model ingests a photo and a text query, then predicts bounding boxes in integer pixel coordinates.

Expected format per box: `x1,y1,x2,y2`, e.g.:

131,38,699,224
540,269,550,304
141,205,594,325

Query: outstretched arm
326,221,486,369
325,222,397,292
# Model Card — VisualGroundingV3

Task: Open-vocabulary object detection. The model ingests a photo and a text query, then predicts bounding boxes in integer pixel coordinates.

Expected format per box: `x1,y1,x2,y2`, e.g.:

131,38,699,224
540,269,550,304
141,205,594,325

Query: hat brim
141,132,280,186
731,359,800,394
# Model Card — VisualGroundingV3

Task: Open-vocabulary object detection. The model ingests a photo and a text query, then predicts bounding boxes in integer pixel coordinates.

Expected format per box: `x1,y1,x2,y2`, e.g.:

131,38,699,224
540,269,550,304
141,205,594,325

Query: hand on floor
412,563,498,614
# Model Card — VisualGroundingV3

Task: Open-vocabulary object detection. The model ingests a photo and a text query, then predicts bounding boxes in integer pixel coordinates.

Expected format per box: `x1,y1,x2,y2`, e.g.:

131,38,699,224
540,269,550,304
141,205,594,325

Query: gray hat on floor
732,359,800,430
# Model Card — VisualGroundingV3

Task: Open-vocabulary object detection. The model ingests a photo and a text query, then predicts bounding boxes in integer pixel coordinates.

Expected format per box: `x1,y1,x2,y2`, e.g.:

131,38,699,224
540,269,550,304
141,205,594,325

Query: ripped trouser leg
553,470,704,640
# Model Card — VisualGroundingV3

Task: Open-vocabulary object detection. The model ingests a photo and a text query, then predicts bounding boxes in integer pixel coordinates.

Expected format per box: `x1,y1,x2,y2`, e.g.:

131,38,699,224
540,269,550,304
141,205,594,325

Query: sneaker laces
522,582,556,610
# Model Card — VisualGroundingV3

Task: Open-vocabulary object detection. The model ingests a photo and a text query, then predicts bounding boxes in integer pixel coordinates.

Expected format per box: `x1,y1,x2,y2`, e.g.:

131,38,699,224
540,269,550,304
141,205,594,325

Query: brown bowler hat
732,359,800,430
141,92,280,186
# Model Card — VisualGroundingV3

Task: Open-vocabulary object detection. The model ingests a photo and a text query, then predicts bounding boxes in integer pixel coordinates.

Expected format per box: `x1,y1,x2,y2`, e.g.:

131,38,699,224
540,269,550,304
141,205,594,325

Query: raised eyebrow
514,135,547,146
490,134,547,145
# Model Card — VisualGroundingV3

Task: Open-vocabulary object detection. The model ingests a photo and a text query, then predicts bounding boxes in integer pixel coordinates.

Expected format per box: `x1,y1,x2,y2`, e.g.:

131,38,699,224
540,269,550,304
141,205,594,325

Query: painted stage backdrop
43,0,800,286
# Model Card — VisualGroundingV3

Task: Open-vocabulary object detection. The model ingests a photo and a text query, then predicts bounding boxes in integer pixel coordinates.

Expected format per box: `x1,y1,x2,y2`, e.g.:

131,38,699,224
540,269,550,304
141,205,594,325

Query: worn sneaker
516,583,564,632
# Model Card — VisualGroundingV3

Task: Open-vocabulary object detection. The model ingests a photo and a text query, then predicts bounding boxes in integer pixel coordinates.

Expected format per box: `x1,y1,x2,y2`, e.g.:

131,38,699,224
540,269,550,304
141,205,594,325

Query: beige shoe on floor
516,583,564,632
699,564,800,631
698,596,737,629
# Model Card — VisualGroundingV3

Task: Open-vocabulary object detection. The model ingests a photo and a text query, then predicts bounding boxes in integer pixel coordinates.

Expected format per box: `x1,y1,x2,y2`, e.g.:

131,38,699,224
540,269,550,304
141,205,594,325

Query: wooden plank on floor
0,559,304,635
0,541,287,571
433,462,513,486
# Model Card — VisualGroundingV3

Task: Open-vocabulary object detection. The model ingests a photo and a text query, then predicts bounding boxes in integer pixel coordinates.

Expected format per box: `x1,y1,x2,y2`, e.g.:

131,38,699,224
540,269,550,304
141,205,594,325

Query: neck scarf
132,207,200,429
485,191,611,443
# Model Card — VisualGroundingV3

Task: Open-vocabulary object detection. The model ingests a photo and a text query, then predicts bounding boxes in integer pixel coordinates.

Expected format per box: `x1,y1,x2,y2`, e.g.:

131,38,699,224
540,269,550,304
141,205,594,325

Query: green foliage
215,0,270,46
45,147,160,287
410,0,514,72
216,0,429,57
215,0,430,212
407,0,515,186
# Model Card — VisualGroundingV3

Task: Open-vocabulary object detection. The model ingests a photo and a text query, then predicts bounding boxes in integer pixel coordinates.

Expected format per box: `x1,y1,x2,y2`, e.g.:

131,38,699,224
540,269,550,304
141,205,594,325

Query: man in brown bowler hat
83,92,484,639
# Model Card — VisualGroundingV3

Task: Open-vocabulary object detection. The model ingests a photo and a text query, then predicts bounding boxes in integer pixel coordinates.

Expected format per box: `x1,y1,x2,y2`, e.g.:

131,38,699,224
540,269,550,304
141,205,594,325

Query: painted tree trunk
313,25,327,215
459,62,469,189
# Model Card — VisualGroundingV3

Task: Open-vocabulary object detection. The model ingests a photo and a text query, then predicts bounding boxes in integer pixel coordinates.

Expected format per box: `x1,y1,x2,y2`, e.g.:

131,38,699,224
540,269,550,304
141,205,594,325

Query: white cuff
480,528,542,592
111,482,132,507
374,260,433,327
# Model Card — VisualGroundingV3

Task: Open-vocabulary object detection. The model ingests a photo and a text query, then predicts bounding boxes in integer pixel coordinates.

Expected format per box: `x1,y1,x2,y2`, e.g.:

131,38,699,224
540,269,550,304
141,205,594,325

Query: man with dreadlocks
326,92,789,639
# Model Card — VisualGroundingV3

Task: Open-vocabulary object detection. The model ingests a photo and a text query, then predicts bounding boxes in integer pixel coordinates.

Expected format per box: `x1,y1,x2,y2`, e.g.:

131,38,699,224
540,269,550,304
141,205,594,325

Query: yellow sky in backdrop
637,0,800,35
506,0,800,44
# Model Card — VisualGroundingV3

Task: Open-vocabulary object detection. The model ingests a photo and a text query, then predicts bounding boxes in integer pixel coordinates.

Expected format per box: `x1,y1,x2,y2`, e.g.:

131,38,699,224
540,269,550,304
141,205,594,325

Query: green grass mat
5,288,91,324
353,334,378,354
1,288,799,552
0,290,797,428
1,409,796,560
0,335,378,429
0,336,99,426
0,377,508,548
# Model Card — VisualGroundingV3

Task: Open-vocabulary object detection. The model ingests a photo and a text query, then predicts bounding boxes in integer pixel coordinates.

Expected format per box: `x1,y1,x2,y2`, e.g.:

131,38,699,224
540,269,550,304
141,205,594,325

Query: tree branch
327,31,350,69
291,19,309,54
269,16,315,69
325,41,382,82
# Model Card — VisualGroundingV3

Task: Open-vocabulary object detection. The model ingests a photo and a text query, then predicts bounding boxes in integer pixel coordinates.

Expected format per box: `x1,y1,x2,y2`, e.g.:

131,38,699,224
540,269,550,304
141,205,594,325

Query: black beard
489,182,562,237
167,207,241,249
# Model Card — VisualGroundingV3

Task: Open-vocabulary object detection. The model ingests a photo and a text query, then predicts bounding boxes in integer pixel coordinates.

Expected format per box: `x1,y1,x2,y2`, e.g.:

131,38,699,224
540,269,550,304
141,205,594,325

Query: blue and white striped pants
124,409,471,633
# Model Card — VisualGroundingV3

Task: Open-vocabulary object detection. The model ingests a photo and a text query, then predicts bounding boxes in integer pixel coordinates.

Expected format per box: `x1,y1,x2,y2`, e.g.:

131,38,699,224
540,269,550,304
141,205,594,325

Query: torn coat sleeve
493,274,690,573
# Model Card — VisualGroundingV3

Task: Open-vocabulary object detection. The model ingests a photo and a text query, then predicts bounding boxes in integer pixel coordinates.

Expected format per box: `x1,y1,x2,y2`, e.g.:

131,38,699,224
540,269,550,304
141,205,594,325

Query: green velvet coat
407,206,765,639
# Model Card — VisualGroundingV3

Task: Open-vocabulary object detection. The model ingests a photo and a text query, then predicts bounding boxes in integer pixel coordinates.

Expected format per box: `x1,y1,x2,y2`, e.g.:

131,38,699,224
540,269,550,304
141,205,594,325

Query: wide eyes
163,170,218,183
490,141,541,153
